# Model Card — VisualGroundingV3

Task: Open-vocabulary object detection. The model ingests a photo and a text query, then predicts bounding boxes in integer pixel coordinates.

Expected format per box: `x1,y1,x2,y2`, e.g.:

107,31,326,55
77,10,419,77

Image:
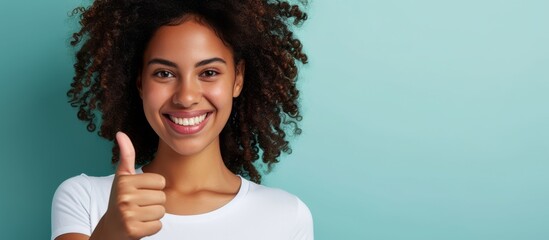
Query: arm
55,233,89,240
52,132,165,240
291,197,314,240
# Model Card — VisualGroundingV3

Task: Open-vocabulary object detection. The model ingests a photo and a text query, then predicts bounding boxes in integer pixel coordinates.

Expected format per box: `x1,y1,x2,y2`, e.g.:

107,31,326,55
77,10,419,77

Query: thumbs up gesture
90,132,166,240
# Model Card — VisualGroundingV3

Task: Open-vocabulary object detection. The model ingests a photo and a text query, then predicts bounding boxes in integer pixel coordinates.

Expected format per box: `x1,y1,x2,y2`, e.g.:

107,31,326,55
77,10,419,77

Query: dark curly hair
68,0,308,183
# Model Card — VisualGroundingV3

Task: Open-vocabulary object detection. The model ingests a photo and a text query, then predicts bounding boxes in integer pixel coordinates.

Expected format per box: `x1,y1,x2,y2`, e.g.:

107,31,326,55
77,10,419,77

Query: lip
164,110,212,118
163,111,212,135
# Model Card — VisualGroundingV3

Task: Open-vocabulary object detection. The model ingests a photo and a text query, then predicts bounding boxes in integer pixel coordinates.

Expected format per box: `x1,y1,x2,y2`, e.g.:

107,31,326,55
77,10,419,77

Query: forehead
143,19,234,65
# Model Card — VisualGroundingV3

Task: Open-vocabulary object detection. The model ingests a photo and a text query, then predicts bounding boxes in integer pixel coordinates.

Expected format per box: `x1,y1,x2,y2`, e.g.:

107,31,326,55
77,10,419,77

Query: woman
52,0,312,239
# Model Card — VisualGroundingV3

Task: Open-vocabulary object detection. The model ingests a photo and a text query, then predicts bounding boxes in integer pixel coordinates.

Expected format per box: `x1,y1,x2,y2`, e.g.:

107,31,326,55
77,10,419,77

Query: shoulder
246,180,302,206
51,173,115,239
52,173,114,208
54,173,114,196
242,180,314,238
245,180,314,223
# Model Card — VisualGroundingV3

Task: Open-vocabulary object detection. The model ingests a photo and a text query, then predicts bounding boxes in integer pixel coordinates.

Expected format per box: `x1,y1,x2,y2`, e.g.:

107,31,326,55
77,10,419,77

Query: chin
162,136,219,157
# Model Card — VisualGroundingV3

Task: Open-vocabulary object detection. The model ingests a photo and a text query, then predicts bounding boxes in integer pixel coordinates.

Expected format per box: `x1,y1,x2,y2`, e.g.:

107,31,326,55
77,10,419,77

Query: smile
168,113,208,126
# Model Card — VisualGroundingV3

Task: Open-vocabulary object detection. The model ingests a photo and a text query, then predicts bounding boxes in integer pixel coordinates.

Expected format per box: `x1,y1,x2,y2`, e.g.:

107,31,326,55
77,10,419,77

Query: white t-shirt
51,168,314,240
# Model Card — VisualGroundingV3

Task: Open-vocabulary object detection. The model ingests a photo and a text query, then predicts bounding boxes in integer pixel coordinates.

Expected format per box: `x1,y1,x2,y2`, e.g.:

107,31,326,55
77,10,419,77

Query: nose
172,77,202,108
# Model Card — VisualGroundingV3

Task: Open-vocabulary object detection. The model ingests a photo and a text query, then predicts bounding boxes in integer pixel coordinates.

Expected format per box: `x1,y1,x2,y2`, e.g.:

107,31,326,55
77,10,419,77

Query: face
139,17,244,157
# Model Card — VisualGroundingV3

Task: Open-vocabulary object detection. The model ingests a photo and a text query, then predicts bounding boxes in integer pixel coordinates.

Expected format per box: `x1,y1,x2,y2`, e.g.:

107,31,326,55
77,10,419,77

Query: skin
57,17,245,240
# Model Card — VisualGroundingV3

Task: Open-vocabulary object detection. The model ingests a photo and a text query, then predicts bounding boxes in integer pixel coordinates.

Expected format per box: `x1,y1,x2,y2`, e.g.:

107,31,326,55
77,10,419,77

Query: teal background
1,0,548,239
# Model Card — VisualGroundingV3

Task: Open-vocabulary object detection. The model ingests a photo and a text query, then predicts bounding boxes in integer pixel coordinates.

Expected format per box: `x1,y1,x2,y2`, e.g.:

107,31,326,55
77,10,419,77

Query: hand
91,132,166,240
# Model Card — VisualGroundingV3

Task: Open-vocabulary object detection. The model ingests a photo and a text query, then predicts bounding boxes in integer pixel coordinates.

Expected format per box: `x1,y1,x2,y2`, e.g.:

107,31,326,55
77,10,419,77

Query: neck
142,138,237,192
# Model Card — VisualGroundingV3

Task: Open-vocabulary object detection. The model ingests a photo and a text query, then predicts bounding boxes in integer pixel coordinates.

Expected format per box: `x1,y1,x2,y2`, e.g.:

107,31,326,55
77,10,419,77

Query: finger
115,174,165,195
136,189,166,206
135,205,166,222
121,189,166,206
131,173,166,190
116,131,136,175
130,220,163,238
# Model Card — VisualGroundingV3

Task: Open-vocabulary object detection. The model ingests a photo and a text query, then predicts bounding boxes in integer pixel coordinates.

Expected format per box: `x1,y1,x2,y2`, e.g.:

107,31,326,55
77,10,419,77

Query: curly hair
68,0,308,183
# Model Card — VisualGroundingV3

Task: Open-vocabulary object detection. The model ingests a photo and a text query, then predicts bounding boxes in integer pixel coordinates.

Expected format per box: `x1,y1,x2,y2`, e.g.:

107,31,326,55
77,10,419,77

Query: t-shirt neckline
135,167,249,222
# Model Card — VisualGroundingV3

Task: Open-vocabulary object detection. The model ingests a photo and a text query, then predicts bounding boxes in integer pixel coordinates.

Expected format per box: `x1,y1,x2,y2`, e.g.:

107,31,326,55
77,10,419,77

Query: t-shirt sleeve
291,197,314,240
51,174,92,240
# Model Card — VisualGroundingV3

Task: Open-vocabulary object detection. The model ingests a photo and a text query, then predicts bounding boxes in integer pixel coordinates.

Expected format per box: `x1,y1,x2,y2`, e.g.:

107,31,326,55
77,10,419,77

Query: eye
200,70,219,78
154,70,175,78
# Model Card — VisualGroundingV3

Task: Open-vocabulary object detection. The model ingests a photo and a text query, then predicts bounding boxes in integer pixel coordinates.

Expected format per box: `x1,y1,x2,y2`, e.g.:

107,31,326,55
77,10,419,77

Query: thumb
115,131,136,175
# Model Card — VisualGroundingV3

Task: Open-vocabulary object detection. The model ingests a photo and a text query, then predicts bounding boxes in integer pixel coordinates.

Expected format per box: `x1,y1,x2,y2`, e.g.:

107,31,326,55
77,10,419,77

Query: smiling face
139,17,244,158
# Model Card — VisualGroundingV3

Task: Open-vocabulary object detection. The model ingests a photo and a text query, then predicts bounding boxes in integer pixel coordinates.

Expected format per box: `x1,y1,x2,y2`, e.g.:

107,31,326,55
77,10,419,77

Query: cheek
141,82,171,113
205,82,234,111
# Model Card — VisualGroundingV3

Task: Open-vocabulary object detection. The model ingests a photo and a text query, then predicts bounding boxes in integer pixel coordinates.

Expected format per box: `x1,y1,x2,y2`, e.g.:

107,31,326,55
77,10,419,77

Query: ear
136,75,143,98
233,60,245,98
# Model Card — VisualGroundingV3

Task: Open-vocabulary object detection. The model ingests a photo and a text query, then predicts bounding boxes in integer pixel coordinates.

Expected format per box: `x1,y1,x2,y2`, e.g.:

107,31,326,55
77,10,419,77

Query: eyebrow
147,58,178,68
146,57,226,68
195,57,226,67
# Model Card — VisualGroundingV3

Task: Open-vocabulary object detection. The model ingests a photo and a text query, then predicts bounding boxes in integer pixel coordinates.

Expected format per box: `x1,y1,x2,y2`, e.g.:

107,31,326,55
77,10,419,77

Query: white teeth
169,114,207,126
